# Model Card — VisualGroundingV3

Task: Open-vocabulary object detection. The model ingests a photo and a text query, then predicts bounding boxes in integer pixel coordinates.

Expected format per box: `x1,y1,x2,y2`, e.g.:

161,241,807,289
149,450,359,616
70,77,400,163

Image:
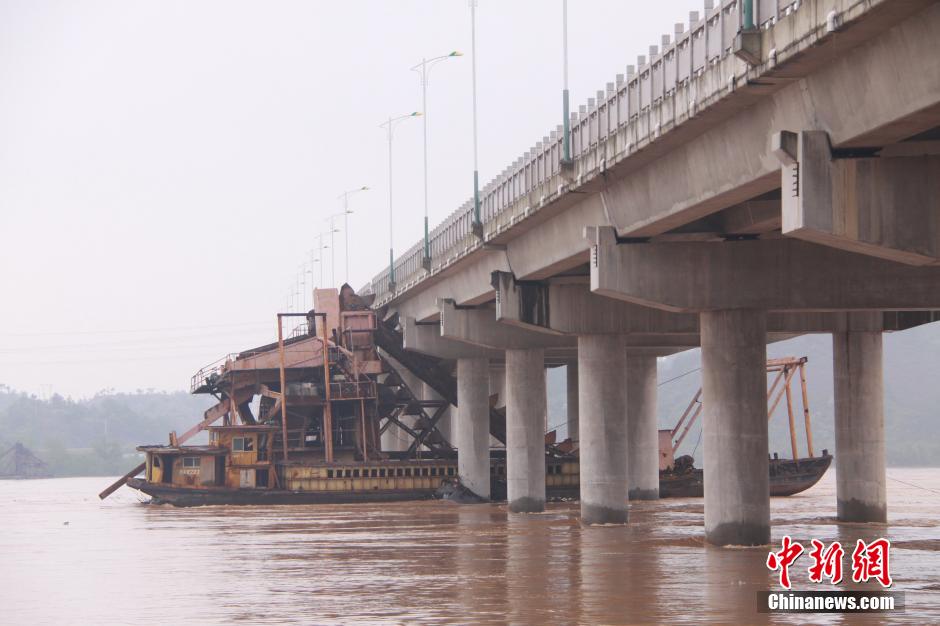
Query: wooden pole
799,362,815,457
322,315,334,463
98,462,145,500
673,402,703,452
766,369,785,402
277,314,289,461
767,366,798,420
784,367,799,460
671,389,702,437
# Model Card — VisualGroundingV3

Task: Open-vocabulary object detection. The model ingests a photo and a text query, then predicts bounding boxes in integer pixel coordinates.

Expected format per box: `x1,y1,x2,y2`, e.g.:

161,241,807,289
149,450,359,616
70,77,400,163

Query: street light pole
329,216,336,287
379,112,421,292
336,186,369,285
470,0,482,235
411,51,461,270
386,115,394,290
314,232,329,288
562,0,571,164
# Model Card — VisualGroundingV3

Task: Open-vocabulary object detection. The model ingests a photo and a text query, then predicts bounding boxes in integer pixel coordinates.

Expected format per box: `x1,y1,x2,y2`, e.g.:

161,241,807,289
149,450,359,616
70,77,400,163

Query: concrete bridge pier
626,354,659,500
701,309,770,547
566,361,579,443
506,348,547,513
456,357,491,500
578,335,629,524
833,313,887,523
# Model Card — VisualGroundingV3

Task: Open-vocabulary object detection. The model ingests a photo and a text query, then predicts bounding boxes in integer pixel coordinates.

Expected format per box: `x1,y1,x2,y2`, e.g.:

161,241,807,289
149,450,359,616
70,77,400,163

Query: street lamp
322,221,341,288
298,265,307,312
561,0,571,164
469,0,482,236
379,112,422,292
411,51,462,270
334,186,369,285
312,234,330,288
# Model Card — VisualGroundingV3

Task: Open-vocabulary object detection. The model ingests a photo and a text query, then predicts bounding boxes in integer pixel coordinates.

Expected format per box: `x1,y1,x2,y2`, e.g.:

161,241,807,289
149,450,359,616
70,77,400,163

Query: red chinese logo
807,539,844,584
851,538,893,588
766,535,804,589
766,536,892,588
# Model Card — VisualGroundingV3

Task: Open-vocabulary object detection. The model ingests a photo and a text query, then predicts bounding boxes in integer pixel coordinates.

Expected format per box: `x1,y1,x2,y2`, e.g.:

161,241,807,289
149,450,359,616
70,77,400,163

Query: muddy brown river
1,469,937,624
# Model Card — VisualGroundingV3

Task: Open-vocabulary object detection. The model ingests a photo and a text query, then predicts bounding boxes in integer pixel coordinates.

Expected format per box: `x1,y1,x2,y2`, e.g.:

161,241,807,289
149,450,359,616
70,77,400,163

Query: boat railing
288,322,309,338
190,347,270,392
330,380,377,400
191,353,239,392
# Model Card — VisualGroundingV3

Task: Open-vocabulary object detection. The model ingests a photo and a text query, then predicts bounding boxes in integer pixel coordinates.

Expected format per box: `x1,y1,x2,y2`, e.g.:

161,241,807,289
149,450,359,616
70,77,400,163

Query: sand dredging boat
658,356,832,498
100,286,828,507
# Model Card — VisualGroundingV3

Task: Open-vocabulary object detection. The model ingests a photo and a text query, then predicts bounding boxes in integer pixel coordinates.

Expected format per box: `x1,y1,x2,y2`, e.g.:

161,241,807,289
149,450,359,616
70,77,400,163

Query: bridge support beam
780,130,940,266
590,227,940,312
702,309,770,547
833,313,887,523
456,357,491,500
506,348,547,513
578,335,629,524
626,354,659,501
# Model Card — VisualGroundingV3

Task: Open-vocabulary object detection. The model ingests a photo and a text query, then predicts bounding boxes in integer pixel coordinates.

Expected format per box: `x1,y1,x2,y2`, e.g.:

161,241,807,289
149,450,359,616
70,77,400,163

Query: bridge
360,0,940,546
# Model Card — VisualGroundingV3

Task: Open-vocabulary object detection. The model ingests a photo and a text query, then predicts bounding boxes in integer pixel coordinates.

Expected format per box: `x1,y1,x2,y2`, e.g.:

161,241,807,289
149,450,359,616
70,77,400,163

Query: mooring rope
657,367,702,387
886,474,940,496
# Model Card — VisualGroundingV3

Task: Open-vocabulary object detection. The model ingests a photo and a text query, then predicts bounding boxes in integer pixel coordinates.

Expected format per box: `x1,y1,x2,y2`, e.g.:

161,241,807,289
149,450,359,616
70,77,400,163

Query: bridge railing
364,0,803,300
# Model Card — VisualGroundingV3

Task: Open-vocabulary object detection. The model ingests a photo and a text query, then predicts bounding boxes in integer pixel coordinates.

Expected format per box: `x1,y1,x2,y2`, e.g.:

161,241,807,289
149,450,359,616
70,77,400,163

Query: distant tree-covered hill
0,386,213,477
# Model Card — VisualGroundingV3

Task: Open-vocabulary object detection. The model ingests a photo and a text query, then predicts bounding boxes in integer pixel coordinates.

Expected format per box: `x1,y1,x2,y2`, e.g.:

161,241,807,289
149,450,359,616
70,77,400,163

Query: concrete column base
506,348,546,513
833,314,887,523
457,357,491,501
626,354,659,501
578,335,629,525
702,309,770,547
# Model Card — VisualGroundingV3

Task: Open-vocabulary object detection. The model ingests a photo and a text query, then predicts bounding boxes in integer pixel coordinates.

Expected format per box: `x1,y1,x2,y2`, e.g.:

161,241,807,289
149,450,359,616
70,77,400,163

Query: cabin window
233,437,254,452
344,469,352,478
370,469,378,478
379,469,386,477
327,469,334,478
183,457,201,468
431,467,438,476
353,469,360,478
153,456,161,468
404,468,412,477
396,468,403,477
421,468,429,477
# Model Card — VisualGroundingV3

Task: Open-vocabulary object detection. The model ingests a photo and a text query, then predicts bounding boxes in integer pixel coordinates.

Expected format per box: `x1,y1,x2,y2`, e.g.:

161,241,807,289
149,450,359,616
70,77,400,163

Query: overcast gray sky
0,0,701,398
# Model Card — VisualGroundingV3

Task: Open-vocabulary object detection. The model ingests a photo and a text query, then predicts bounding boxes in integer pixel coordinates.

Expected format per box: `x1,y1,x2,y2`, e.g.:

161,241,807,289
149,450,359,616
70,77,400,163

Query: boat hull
126,477,438,507
659,454,833,498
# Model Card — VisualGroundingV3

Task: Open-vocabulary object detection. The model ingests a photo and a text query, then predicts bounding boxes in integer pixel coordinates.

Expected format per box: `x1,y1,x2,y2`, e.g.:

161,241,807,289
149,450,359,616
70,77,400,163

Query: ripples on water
1,469,938,625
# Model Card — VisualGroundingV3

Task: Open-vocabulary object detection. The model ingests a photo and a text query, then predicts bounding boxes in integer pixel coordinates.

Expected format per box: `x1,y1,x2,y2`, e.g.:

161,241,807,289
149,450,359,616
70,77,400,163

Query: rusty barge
104,286,825,507
107,286,577,506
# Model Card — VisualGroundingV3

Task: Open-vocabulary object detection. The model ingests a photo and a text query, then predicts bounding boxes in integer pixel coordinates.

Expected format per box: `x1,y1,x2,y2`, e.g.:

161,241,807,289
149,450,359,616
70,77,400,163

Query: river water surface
1,469,938,625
